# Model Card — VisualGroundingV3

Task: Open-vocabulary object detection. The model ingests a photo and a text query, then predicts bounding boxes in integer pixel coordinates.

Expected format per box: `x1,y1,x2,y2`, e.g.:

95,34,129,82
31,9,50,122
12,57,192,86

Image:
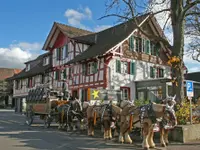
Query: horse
119,100,177,150
56,98,83,131
83,100,122,140
159,95,177,147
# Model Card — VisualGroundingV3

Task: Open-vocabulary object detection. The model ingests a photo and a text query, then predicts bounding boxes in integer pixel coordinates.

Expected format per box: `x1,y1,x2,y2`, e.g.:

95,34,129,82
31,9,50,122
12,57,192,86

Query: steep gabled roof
8,52,51,80
42,22,93,50
66,14,150,64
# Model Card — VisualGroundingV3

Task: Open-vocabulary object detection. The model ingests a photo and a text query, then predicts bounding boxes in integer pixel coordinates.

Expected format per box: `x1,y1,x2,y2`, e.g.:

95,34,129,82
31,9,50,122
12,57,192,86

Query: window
43,57,49,66
121,87,130,100
56,47,63,60
86,62,97,75
55,70,60,80
32,77,35,87
121,62,128,74
157,68,164,78
150,42,159,56
26,64,30,72
27,78,32,88
150,66,156,78
82,64,87,75
116,60,121,73
92,62,98,74
135,37,142,52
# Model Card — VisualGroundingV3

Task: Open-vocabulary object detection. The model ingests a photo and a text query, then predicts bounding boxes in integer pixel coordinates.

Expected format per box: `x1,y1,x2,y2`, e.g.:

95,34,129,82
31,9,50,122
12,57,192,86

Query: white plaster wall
53,43,89,67
107,57,171,100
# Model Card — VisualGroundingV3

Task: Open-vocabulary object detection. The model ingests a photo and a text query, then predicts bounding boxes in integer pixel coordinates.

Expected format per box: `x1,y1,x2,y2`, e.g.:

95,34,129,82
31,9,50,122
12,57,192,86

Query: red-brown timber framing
66,53,113,90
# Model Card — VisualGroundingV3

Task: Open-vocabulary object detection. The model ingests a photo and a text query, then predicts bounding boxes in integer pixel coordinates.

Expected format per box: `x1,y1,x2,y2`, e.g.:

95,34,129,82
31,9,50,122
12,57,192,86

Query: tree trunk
171,3,185,103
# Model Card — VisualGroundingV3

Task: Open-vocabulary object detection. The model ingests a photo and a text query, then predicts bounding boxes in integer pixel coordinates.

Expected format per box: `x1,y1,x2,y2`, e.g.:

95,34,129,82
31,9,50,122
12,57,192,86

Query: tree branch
183,0,200,15
186,11,200,16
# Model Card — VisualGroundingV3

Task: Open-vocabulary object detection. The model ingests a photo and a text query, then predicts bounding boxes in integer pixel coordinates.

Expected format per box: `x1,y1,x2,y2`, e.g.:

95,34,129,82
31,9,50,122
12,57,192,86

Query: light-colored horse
83,100,122,140
119,100,177,150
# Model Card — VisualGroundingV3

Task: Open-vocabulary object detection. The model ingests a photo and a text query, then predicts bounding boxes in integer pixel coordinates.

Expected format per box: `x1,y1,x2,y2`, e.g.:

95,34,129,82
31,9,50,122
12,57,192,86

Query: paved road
0,109,200,150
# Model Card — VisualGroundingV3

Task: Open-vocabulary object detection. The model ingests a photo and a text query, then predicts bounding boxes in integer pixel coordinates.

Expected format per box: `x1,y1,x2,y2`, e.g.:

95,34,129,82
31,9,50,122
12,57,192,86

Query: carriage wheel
44,115,51,128
26,110,33,126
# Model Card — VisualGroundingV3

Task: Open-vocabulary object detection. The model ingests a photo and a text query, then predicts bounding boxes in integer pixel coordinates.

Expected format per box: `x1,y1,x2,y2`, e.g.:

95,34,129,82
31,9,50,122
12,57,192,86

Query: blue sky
0,0,199,72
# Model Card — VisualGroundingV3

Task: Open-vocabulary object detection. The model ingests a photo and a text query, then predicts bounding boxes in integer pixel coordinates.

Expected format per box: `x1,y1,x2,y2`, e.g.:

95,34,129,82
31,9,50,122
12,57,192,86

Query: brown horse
119,101,177,150
83,101,122,140
57,98,83,131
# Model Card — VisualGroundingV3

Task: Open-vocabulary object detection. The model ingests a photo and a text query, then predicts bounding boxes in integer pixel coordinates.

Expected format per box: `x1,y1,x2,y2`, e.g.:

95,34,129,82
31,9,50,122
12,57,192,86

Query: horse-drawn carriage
25,86,68,128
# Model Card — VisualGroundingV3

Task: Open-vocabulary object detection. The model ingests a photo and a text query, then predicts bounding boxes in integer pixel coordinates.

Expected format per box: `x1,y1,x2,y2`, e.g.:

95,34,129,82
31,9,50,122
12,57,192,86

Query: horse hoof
143,147,149,150
149,146,155,148
161,144,166,147
166,143,169,146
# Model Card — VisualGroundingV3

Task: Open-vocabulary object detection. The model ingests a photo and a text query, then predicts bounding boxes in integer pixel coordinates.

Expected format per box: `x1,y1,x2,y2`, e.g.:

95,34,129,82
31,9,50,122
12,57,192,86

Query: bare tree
185,8,200,62
100,0,200,102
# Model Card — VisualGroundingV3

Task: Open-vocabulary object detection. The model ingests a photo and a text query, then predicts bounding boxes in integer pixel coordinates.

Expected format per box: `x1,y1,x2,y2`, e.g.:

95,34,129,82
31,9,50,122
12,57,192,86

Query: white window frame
87,62,94,75
43,57,49,66
121,61,128,74
26,64,30,72
121,88,129,100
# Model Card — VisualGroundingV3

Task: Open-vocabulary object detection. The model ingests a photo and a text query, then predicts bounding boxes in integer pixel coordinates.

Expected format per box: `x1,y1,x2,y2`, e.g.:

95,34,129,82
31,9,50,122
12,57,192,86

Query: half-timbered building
42,13,172,102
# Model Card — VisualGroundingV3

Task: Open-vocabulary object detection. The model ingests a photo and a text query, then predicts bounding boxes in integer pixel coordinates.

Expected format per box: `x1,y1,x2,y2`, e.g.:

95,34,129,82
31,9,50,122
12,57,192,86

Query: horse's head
72,98,83,112
162,95,176,108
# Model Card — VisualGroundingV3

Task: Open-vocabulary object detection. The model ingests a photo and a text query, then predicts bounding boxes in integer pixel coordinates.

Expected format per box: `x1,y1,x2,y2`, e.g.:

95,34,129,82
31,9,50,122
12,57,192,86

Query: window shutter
129,36,134,51
155,44,159,56
146,40,150,54
82,64,86,75
130,61,135,75
93,62,98,73
55,71,59,80
150,66,155,78
63,69,67,79
116,60,121,73
142,38,145,52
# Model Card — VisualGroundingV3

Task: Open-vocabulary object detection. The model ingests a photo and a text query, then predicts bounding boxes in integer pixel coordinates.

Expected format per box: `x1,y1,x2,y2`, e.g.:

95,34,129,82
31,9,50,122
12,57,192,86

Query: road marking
8,120,21,124
0,120,12,124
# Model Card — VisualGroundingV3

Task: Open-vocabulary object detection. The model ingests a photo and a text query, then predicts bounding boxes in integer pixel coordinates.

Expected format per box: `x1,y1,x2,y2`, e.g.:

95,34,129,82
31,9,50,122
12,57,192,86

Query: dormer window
43,56,49,66
26,64,30,71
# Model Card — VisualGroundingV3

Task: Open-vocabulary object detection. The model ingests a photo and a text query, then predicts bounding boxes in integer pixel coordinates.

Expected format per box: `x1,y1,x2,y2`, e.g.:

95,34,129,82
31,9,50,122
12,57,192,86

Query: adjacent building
0,68,21,108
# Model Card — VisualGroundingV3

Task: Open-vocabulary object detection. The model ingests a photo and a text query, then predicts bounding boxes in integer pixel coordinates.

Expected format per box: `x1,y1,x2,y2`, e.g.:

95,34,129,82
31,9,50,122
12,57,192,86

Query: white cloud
64,7,92,30
94,25,112,32
0,42,42,69
10,42,42,51
64,6,110,32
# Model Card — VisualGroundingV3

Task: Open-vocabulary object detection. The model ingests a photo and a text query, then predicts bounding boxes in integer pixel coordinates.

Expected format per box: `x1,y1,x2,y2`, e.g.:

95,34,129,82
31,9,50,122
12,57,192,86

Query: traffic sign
186,81,194,97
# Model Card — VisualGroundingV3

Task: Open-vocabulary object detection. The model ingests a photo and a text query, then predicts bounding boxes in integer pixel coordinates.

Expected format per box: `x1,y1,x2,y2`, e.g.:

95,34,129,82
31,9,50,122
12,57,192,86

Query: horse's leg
160,128,166,147
148,126,155,148
87,119,91,136
114,128,119,137
164,129,169,146
109,128,112,140
142,123,150,150
119,132,124,143
124,132,132,144
91,120,94,136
